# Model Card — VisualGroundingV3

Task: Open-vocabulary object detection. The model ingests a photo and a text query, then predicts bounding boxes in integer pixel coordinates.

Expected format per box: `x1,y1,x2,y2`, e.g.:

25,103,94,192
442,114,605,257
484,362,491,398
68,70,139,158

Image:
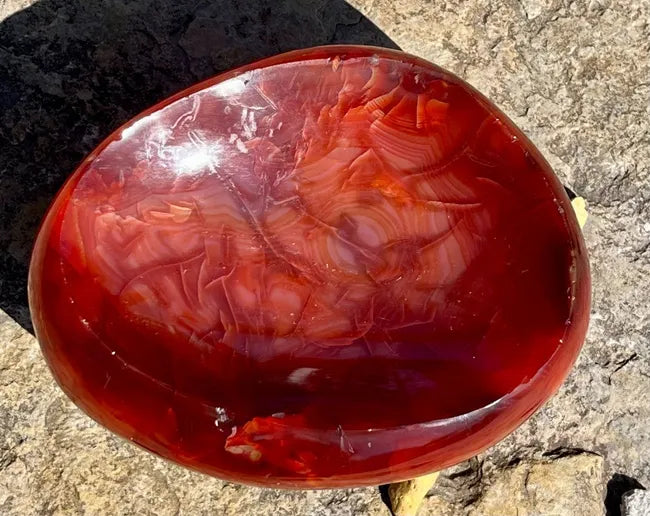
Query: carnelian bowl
28,46,590,488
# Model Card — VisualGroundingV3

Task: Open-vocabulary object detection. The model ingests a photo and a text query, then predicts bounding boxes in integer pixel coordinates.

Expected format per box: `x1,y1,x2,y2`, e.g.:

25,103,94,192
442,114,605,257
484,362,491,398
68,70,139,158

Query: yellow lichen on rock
388,472,440,516
571,196,588,229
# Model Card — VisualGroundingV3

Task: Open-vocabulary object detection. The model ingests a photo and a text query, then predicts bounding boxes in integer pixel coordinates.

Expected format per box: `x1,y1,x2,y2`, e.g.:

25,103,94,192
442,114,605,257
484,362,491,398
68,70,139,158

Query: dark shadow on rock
378,483,395,515
0,0,399,331
605,473,646,516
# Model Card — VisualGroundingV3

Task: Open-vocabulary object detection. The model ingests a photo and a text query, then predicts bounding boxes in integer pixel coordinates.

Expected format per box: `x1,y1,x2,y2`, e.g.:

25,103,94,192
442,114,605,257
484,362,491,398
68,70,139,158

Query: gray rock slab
1,0,649,514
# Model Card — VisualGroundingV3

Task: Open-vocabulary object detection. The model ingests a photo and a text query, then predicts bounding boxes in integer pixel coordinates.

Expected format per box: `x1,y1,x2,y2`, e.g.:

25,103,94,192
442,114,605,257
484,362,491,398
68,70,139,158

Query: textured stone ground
1,0,649,514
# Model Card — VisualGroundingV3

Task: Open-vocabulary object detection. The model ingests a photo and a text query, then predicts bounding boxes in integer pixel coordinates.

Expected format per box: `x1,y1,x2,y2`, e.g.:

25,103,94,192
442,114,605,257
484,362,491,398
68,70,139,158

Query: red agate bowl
28,46,590,488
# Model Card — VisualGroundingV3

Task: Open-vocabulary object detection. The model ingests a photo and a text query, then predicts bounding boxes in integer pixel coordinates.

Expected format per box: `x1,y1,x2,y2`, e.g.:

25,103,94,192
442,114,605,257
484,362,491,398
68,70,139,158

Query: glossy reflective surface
28,46,590,488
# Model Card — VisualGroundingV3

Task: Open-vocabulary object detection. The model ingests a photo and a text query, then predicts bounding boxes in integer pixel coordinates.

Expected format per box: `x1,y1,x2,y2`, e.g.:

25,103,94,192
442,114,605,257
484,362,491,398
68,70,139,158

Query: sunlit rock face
28,46,590,488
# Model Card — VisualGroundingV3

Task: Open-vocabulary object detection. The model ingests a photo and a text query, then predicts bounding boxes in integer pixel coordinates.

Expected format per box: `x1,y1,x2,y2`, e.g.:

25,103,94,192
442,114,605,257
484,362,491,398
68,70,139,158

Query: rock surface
1,0,649,514
422,454,605,515
622,489,650,516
